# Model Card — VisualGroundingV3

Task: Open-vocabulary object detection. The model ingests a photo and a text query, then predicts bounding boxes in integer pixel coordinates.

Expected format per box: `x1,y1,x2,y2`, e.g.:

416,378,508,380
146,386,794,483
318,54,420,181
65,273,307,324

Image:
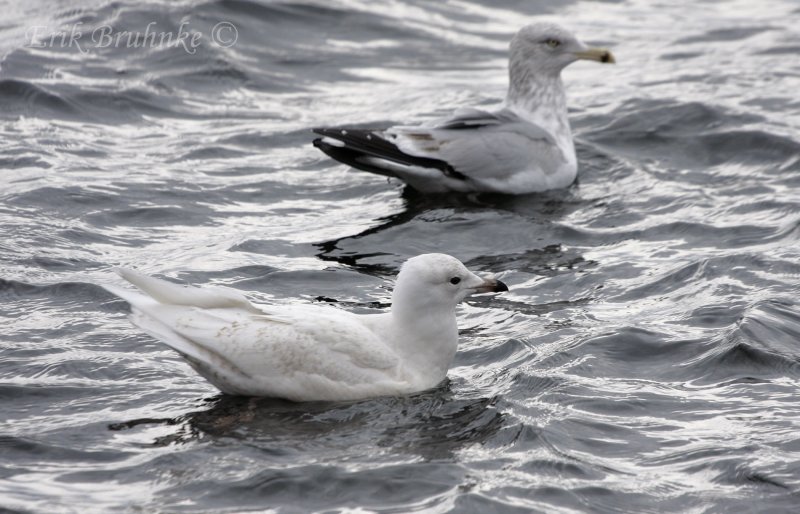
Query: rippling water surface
2,0,800,512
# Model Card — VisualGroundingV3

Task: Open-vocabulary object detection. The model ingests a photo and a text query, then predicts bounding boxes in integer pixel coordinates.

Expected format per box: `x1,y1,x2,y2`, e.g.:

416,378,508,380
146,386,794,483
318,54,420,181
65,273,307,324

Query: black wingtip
311,137,398,179
310,127,467,182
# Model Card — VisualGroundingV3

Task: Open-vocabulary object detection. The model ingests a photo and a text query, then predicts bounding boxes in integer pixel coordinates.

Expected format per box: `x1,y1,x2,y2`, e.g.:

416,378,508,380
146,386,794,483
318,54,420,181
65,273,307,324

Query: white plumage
104,254,507,401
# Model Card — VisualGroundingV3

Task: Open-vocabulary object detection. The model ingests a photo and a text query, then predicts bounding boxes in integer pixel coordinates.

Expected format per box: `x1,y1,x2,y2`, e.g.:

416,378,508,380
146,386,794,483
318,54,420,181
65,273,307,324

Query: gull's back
106,270,410,401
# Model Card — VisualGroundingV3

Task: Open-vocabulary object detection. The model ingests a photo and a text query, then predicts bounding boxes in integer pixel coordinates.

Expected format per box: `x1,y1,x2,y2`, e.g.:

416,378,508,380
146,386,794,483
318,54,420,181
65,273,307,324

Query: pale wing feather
146,305,399,375
388,108,564,188
106,270,404,399
129,307,259,395
108,272,399,374
115,268,291,322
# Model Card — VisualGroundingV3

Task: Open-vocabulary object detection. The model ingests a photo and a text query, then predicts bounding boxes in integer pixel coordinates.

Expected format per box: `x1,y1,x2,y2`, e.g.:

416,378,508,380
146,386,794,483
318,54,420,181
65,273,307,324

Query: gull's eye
449,277,461,285
545,39,561,48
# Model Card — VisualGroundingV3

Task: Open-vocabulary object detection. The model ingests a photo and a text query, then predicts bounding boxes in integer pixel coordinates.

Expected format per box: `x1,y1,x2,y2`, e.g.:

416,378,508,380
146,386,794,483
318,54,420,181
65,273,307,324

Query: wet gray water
2,0,800,512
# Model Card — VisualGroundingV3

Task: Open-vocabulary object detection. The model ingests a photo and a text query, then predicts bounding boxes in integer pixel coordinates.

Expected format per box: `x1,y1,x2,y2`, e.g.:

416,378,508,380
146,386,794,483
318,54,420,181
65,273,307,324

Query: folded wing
105,270,401,400
313,108,564,193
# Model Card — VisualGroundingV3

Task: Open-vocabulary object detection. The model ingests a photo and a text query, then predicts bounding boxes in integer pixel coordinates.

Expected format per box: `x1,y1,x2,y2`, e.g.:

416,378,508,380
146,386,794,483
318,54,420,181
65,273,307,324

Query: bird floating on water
313,22,615,194
103,254,508,401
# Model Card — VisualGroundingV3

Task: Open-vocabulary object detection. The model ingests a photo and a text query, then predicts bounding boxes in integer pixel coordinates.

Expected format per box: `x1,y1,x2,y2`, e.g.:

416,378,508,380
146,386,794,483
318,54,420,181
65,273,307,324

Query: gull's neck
387,288,459,386
505,63,572,147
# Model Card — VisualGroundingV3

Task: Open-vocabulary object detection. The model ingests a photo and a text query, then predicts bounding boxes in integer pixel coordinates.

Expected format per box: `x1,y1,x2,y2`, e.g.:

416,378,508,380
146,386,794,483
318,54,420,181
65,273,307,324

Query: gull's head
510,22,615,75
393,253,508,308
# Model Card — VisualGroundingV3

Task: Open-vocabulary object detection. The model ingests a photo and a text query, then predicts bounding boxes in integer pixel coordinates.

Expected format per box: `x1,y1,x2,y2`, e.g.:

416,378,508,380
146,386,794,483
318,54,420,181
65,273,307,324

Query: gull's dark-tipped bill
474,278,509,293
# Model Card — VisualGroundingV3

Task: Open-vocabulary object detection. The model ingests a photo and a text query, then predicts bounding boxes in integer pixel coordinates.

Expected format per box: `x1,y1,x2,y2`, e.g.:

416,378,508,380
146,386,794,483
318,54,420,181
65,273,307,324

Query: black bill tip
476,278,509,293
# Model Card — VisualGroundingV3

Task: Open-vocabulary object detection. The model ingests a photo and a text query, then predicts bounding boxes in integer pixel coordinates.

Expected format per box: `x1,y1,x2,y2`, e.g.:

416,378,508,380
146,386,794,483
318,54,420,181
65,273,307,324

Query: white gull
103,254,507,401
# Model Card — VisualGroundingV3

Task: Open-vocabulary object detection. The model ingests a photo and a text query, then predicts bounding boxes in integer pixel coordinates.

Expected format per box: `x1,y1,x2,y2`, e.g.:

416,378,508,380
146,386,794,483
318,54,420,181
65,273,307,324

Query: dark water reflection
111,386,504,460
